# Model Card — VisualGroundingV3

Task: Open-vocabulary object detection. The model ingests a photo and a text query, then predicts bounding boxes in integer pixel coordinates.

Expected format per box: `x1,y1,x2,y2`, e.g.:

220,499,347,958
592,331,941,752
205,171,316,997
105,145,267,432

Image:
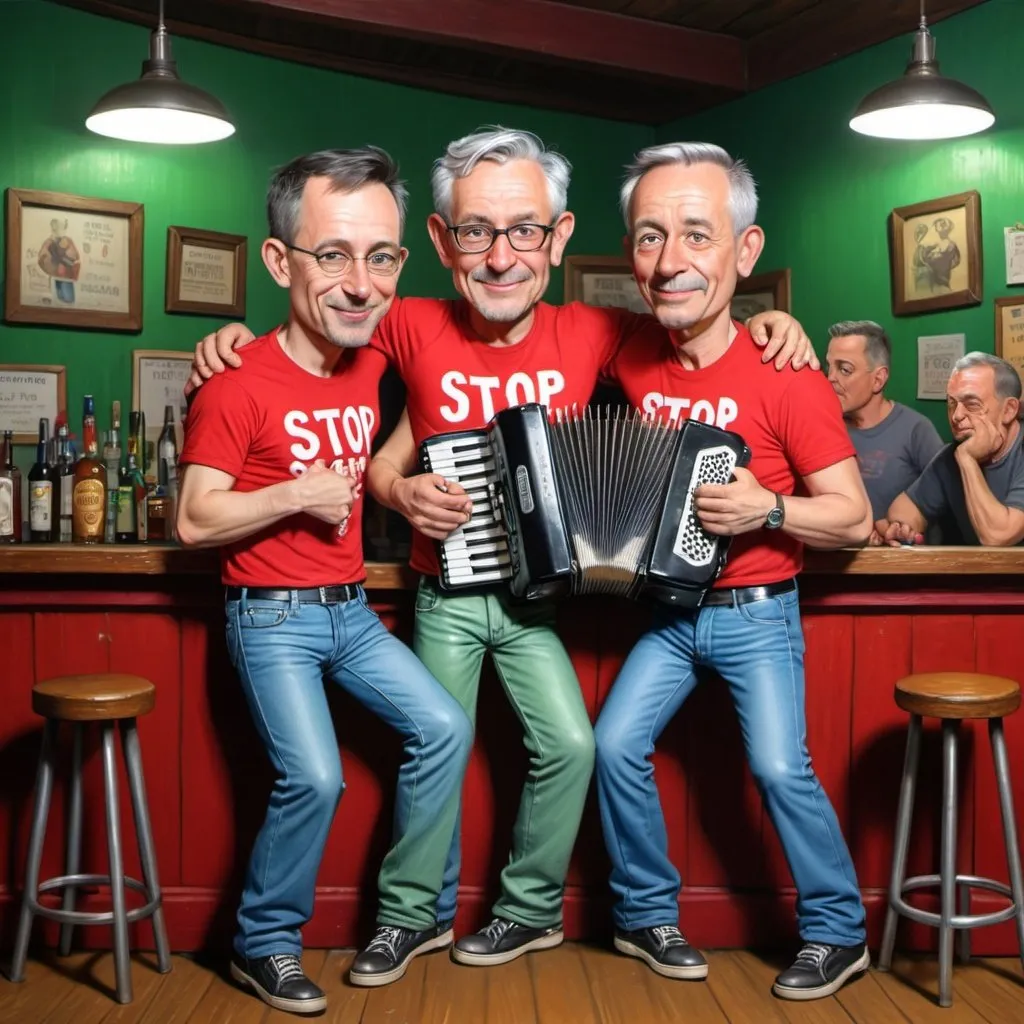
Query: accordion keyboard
420,433,513,588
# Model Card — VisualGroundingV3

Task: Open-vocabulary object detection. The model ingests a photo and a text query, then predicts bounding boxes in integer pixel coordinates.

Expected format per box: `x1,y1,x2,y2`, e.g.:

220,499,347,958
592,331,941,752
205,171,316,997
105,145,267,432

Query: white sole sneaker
772,948,871,1001
229,959,327,1014
348,928,454,988
613,935,709,980
451,928,564,966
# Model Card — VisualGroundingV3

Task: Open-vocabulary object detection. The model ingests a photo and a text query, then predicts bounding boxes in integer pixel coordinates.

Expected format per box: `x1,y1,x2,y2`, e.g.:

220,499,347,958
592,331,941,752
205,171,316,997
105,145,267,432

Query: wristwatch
765,493,785,530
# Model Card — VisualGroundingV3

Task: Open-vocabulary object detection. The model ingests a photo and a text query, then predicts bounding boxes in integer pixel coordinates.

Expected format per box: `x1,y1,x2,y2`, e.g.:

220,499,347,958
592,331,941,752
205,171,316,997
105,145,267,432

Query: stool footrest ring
891,873,1017,930
25,873,161,926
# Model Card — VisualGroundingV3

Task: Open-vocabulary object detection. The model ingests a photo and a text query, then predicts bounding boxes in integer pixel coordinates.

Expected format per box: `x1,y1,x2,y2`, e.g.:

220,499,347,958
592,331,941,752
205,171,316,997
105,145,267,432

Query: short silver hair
430,126,572,223
828,320,892,370
953,351,1023,406
619,142,758,234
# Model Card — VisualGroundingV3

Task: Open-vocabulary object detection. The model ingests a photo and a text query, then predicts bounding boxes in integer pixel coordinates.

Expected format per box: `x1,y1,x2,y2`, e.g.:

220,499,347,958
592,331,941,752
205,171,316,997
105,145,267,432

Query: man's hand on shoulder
186,322,257,394
747,310,820,372
391,474,473,540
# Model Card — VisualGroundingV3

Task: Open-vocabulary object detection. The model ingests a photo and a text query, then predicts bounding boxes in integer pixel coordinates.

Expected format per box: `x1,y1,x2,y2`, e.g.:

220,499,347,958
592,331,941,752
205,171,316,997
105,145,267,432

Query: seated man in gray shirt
872,352,1024,546
827,320,944,521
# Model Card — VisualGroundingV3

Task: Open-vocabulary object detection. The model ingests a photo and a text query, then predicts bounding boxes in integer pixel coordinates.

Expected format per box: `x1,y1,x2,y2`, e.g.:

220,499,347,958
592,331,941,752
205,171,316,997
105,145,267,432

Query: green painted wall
1,0,650,464
658,0,1024,439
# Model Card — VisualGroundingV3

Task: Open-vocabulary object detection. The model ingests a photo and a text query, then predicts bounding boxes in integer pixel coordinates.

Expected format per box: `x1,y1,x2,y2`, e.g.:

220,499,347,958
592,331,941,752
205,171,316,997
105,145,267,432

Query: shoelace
794,943,831,970
651,925,687,950
268,954,305,983
366,926,410,962
482,917,516,944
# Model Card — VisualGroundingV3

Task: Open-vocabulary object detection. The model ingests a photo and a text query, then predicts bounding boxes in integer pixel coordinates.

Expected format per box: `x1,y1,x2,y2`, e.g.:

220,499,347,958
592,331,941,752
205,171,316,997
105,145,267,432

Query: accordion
419,403,751,607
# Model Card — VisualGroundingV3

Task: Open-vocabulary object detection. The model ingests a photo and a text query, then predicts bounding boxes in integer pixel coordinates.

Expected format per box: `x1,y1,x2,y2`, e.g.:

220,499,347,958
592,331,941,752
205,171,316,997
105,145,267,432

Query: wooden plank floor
1,945,1022,1023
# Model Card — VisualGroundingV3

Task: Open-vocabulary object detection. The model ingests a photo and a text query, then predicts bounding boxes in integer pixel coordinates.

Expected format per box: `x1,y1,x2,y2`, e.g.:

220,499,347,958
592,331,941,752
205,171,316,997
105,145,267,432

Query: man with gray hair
874,351,1024,546
187,126,816,981
826,320,944,521
595,140,871,1000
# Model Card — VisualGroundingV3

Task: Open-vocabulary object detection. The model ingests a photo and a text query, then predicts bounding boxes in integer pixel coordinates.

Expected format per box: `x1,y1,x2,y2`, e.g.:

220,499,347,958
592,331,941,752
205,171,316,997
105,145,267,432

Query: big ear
1002,396,1020,426
427,214,454,269
262,238,291,289
872,365,891,394
735,225,765,280
547,211,576,267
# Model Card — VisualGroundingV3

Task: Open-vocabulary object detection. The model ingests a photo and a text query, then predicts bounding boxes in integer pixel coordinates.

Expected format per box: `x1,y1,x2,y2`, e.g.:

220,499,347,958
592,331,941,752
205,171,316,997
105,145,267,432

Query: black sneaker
772,942,870,1000
613,925,709,980
349,922,454,987
230,952,326,1014
451,916,563,966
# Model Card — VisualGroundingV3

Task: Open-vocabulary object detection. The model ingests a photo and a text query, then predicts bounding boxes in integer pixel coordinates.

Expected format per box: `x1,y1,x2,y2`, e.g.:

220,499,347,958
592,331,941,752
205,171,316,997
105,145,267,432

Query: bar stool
878,672,1024,1007
7,674,171,1003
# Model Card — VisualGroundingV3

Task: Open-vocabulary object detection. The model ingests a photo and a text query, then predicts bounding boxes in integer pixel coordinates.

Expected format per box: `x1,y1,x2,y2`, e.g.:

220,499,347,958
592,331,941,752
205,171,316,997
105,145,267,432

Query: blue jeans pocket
238,604,290,629
736,595,788,625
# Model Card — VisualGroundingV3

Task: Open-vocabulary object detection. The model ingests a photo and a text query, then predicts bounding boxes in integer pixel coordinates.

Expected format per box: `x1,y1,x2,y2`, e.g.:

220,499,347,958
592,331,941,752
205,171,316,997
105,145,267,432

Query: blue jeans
594,587,865,947
225,587,472,958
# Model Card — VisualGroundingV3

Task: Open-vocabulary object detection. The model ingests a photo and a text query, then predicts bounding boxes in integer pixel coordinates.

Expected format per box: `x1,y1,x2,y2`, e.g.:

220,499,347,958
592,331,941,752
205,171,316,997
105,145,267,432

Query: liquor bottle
55,423,75,543
102,400,122,543
0,430,22,543
115,442,137,543
28,417,54,542
72,395,107,543
128,411,148,542
158,404,178,498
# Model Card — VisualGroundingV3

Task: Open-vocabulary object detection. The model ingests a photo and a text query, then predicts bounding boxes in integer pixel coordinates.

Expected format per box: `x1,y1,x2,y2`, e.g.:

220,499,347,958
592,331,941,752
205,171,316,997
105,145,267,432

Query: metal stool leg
59,723,84,957
957,880,972,963
102,723,132,1004
937,719,960,1009
120,720,171,973
879,714,923,971
989,717,1024,973
8,721,58,983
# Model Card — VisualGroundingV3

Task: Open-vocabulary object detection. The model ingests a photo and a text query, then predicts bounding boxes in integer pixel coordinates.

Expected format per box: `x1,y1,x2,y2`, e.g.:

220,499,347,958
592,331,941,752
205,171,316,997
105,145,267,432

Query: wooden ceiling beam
239,0,747,90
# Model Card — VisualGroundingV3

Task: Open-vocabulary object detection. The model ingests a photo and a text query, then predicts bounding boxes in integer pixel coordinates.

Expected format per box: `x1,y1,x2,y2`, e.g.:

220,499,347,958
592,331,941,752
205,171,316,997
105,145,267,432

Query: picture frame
731,268,791,322
889,190,982,316
995,296,1024,381
564,255,648,314
131,349,193,447
165,225,247,317
4,188,143,331
0,364,67,444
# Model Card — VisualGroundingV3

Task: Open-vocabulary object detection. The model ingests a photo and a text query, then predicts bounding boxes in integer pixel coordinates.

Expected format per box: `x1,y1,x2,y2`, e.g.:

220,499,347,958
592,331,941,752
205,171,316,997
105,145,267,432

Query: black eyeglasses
446,222,555,254
285,243,403,277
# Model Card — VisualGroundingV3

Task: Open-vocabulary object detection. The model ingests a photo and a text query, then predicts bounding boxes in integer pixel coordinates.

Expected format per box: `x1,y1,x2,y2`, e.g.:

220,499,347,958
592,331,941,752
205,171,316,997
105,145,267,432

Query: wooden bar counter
0,545,1021,954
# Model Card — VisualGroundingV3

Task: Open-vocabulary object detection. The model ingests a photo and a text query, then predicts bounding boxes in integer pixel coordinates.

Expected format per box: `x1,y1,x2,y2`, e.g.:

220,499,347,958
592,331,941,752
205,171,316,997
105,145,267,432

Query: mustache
654,271,708,294
470,267,533,285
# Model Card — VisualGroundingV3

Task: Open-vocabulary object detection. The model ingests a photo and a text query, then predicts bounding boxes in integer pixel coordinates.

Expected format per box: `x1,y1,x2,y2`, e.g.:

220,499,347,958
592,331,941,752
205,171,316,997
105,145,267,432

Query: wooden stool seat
32,674,155,722
894,672,1021,720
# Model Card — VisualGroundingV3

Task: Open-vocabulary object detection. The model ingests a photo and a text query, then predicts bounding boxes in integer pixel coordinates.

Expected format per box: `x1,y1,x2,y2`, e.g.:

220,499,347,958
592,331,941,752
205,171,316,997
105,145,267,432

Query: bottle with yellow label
72,395,107,543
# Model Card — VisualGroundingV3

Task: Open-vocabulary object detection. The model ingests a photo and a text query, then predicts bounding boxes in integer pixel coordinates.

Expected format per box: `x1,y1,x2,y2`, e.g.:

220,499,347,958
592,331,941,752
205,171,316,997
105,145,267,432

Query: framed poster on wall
0,364,67,443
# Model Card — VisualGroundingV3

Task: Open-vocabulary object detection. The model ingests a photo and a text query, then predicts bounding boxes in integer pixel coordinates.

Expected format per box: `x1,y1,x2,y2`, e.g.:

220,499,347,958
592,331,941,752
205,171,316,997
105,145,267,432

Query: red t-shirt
374,297,640,576
608,322,855,588
179,328,386,587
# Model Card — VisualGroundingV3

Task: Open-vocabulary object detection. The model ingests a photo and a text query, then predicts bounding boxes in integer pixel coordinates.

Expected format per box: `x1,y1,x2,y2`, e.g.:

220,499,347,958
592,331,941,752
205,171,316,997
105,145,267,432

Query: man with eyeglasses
188,126,816,982
176,148,472,1013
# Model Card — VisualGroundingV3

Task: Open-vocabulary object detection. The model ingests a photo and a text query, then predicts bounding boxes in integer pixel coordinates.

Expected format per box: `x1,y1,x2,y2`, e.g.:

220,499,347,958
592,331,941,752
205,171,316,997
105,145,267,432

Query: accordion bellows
420,403,751,606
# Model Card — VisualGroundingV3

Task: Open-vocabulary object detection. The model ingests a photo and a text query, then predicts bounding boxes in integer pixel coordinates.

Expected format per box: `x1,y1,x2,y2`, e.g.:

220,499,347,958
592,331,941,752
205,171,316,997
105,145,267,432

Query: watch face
766,506,784,529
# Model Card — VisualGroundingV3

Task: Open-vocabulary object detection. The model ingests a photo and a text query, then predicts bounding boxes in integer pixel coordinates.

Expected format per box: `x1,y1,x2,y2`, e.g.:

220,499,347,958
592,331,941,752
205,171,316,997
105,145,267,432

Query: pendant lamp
86,0,235,145
849,0,994,140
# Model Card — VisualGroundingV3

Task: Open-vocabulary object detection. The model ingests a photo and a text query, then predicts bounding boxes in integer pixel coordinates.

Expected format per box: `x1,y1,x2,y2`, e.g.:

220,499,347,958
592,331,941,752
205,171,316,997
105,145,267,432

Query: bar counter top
0,543,1022,579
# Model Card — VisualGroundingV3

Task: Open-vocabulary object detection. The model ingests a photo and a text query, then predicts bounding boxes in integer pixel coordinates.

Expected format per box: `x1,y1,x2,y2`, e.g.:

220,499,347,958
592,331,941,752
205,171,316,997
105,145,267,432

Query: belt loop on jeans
319,585,327,603
289,589,300,612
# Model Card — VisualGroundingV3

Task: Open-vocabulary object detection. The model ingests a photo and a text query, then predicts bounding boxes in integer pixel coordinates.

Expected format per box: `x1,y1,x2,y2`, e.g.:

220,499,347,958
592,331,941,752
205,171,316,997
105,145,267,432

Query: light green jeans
411,576,595,928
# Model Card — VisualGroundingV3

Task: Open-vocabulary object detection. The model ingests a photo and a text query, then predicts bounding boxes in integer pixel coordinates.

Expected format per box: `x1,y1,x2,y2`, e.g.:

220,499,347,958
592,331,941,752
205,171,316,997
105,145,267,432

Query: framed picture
0,364,67,444
165,226,247,317
731,268,791,322
889,190,982,316
4,188,143,331
995,297,1024,381
564,255,648,314
132,349,193,447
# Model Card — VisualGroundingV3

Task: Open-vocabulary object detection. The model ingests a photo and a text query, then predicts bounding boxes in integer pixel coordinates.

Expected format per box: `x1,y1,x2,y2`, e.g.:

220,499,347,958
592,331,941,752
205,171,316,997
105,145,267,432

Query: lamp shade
849,24,994,140
86,23,234,145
